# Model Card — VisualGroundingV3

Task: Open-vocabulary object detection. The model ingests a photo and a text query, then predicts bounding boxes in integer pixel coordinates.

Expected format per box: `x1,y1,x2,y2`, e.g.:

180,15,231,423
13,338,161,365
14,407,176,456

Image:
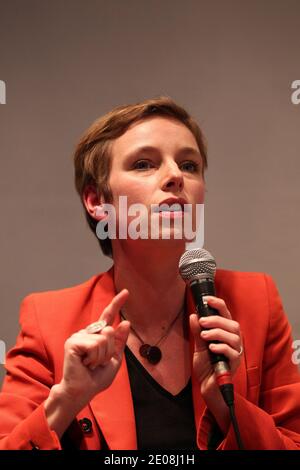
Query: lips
153,197,188,213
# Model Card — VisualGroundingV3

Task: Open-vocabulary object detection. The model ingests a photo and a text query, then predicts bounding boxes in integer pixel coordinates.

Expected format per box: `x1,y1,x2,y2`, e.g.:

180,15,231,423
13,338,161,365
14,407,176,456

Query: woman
0,97,300,450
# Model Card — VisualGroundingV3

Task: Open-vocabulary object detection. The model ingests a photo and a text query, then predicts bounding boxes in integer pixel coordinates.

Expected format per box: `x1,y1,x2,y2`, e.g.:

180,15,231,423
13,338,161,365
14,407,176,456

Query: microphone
179,248,233,405
179,248,244,449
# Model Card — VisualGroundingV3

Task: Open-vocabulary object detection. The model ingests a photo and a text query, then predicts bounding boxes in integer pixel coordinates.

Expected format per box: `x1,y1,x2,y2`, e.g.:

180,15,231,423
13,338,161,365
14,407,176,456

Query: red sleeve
197,274,300,450
0,295,61,450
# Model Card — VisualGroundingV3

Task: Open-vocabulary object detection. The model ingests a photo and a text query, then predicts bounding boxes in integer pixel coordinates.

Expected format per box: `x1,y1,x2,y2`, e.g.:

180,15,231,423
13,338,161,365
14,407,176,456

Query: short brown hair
73,96,208,258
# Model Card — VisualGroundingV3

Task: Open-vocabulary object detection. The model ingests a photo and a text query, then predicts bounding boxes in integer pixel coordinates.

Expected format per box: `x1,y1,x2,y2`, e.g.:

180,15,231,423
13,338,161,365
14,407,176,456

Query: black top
125,346,198,450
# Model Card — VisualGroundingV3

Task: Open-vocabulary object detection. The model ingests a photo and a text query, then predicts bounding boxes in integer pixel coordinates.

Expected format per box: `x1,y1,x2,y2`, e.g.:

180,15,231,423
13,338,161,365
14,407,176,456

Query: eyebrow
177,146,202,159
125,145,202,159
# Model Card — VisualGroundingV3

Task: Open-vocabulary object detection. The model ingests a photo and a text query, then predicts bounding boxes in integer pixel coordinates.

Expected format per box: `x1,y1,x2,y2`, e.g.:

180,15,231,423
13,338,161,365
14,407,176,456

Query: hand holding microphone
179,249,243,403
189,296,243,396
179,248,244,449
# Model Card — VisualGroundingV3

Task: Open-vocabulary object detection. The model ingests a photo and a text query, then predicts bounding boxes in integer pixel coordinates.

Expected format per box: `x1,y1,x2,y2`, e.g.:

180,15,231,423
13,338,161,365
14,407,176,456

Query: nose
161,160,184,192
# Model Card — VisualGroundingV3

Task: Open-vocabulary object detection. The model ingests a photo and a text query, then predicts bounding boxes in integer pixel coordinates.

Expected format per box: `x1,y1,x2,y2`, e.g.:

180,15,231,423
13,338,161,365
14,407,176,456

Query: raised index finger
99,289,129,326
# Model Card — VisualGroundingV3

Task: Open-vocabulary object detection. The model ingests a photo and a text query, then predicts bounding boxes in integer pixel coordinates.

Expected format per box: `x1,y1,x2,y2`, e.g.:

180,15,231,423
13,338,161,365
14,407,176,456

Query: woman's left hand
189,295,243,398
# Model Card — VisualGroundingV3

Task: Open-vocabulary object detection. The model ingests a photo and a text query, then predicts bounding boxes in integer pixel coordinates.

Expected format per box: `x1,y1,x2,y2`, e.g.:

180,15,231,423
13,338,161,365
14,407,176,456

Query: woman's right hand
55,289,130,410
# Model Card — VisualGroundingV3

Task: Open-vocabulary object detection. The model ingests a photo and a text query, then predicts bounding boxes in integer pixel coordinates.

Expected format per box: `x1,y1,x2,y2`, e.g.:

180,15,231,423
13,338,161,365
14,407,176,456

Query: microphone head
179,248,216,282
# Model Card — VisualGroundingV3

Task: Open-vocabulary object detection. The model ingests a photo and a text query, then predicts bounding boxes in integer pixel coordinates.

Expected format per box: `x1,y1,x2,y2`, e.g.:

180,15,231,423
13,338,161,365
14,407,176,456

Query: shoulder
18,269,114,334
215,268,275,296
25,272,105,301
216,267,271,283
215,268,281,327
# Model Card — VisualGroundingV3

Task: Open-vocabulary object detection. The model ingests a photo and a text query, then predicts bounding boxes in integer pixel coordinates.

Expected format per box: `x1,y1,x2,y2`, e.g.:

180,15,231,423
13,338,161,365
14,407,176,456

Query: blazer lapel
88,267,137,449
215,270,247,397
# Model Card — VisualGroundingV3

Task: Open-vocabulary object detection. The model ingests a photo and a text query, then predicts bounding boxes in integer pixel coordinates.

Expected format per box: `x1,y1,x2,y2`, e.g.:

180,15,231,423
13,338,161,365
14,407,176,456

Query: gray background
0,0,300,386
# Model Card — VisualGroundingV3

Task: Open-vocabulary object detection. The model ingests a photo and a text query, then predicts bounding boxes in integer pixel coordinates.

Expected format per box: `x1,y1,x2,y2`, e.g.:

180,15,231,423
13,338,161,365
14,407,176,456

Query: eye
132,159,154,170
180,161,200,173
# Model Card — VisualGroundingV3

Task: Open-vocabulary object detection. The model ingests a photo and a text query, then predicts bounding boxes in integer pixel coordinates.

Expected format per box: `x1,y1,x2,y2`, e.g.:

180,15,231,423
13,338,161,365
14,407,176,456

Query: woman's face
107,116,205,242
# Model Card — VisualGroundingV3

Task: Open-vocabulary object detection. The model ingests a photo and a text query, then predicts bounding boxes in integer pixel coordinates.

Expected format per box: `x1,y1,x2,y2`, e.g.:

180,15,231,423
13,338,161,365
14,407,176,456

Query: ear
82,185,107,221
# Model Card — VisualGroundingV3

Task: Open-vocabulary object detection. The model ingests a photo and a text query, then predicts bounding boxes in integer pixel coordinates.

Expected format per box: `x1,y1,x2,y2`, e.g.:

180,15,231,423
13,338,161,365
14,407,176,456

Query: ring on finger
86,320,107,334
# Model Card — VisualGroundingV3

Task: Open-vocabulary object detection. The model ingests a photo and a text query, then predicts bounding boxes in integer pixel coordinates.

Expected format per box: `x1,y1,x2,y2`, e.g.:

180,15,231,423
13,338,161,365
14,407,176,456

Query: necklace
120,305,184,365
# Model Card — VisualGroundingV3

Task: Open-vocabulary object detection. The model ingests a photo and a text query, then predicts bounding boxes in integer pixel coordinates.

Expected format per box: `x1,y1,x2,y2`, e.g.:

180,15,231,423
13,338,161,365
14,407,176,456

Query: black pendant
139,344,151,358
147,346,162,364
139,344,162,365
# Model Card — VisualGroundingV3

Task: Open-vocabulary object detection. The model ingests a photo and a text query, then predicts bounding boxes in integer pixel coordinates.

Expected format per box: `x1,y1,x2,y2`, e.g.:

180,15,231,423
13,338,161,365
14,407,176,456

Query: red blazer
1,267,300,450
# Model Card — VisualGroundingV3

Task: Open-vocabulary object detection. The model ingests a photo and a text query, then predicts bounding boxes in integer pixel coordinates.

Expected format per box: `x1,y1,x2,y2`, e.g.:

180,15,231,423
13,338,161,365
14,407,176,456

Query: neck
112,239,187,335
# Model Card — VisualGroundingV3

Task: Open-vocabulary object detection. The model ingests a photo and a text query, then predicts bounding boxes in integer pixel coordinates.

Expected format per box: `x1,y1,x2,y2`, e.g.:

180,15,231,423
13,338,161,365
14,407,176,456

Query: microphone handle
188,276,237,418
190,279,229,366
